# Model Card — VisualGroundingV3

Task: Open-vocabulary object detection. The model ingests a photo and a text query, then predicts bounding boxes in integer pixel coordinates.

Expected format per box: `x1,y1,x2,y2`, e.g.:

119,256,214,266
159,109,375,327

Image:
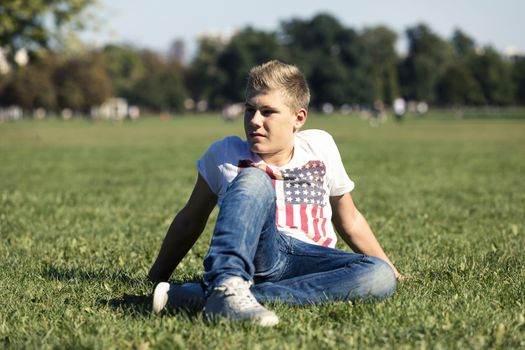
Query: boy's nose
250,111,264,127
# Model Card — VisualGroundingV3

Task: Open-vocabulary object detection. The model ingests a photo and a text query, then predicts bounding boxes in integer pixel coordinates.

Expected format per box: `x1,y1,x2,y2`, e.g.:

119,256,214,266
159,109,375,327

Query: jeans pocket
254,255,287,283
277,232,294,253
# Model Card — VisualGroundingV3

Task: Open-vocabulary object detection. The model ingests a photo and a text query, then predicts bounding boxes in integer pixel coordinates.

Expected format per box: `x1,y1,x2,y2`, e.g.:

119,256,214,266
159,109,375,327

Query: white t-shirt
197,129,354,248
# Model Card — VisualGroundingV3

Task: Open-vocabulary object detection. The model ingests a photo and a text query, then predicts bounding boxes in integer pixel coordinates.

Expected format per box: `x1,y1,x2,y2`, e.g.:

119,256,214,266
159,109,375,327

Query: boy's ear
294,108,307,131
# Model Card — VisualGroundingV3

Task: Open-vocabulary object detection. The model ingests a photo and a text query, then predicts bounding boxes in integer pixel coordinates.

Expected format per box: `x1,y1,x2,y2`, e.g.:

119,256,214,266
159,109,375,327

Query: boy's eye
261,109,275,116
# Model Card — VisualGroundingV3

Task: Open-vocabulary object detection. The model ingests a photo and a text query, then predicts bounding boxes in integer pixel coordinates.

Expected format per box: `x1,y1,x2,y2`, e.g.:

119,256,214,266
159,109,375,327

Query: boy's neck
258,147,294,167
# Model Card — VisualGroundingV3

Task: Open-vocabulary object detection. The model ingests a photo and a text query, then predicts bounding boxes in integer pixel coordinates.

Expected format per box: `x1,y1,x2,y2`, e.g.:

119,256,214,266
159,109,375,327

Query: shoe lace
218,279,260,310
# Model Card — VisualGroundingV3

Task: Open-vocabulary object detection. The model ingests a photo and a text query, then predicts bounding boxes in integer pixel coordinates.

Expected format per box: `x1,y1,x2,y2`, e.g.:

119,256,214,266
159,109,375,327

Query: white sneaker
152,282,205,313
204,276,279,327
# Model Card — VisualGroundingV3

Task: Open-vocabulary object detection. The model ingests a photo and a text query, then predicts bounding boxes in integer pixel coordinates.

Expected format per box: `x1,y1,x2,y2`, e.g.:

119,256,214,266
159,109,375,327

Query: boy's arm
330,193,401,278
148,173,217,283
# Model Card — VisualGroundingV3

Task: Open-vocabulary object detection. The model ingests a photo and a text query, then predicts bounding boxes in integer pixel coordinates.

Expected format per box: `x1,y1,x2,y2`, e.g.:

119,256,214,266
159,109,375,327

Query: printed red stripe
322,237,332,247
300,204,308,234
311,205,321,242
320,207,327,236
286,204,295,228
265,165,276,179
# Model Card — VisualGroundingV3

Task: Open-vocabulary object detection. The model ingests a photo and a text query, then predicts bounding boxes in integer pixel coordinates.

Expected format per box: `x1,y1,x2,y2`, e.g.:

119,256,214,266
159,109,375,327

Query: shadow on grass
99,293,152,315
42,264,139,284
99,294,203,319
42,264,203,318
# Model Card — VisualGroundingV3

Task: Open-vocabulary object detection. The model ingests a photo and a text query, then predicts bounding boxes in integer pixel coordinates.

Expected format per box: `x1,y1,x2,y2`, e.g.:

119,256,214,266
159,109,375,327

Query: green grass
1,114,524,349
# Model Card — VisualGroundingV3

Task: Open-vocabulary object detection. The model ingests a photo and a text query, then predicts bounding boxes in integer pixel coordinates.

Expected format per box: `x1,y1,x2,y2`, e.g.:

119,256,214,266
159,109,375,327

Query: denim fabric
202,167,396,305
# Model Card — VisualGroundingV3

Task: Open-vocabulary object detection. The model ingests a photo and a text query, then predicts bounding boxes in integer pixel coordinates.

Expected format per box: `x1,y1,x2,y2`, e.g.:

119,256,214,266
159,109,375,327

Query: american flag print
238,159,333,247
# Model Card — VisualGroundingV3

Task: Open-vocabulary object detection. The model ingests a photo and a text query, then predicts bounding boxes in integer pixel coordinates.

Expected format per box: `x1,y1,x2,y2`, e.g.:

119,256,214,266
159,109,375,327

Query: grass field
1,114,524,349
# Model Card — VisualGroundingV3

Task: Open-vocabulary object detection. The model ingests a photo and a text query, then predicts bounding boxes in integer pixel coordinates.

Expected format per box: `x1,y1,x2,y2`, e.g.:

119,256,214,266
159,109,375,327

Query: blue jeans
203,167,396,304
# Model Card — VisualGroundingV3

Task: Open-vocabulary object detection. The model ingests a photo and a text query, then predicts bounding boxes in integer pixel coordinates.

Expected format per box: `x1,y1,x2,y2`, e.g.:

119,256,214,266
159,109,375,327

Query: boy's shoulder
210,135,247,149
294,129,343,165
296,129,337,148
205,135,250,161
297,128,334,140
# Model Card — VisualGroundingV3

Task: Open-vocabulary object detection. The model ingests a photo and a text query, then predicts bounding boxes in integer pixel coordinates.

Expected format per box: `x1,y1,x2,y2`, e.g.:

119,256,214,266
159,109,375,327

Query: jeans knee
233,167,275,201
361,256,397,299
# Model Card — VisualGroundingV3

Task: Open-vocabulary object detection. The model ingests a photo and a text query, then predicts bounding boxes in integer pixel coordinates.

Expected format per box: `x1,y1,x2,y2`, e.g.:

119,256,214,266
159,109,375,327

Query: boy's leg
251,237,397,304
154,245,395,313
154,168,286,316
159,167,395,313
202,167,284,326
202,167,284,290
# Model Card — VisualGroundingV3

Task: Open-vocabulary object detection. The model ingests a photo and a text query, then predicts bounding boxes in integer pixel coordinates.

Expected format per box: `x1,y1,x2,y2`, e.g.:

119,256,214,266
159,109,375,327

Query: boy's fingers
397,273,411,282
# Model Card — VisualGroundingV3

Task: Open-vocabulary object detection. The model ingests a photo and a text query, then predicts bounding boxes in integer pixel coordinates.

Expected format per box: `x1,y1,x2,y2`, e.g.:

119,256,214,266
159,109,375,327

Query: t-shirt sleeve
323,133,355,196
196,141,222,195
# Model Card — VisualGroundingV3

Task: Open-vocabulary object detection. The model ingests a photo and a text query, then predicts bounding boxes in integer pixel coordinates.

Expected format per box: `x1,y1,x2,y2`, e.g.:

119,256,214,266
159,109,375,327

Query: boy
148,60,400,327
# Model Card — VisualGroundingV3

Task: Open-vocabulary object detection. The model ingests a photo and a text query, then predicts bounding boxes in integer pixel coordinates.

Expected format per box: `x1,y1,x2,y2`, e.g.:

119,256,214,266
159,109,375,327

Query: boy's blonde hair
246,60,310,112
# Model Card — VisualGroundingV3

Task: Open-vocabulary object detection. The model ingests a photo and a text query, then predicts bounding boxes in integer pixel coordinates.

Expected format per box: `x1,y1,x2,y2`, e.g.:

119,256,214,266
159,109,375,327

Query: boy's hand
396,273,410,282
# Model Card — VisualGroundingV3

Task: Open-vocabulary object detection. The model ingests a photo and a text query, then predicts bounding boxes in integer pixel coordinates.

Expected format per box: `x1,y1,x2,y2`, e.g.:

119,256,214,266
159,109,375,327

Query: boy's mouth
249,132,265,138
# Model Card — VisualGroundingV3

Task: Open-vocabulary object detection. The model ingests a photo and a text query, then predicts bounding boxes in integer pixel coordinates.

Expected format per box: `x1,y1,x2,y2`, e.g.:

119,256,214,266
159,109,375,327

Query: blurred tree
129,50,187,112
281,13,344,57
167,38,186,65
280,13,345,78
468,47,514,105
102,44,145,98
337,28,375,105
186,36,227,109
435,29,485,105
0,0,97,61
216,27,288,103
512,56,525,105
126,50,165,110
399,24,453,103
0,54,60,110
451,29,476,57
162,60,188,111
0,70,10,101
308,53,351,106
53,52,112,112
436,63,485,105
280,14,373,106
361,26,399,104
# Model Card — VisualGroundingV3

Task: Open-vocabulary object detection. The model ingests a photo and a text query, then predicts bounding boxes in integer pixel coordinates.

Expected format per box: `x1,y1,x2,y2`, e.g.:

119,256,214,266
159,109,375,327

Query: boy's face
244,89,306,165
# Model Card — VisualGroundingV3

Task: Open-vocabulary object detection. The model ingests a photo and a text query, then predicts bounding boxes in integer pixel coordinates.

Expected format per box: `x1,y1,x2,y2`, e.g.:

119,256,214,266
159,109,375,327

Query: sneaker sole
152,282,170,313
255,314,279,327
204,309,279,327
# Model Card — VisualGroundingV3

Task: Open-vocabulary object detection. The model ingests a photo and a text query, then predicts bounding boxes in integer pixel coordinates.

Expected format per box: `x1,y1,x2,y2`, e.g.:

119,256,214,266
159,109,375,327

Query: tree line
1,13,525,115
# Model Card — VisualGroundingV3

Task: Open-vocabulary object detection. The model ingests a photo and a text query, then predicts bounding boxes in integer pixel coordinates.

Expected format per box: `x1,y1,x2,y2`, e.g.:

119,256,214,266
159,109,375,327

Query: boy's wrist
147,267,165,284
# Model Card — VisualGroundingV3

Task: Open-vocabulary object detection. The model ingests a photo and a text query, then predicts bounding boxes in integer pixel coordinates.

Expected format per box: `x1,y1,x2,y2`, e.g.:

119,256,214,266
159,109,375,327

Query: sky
82,0,525,58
